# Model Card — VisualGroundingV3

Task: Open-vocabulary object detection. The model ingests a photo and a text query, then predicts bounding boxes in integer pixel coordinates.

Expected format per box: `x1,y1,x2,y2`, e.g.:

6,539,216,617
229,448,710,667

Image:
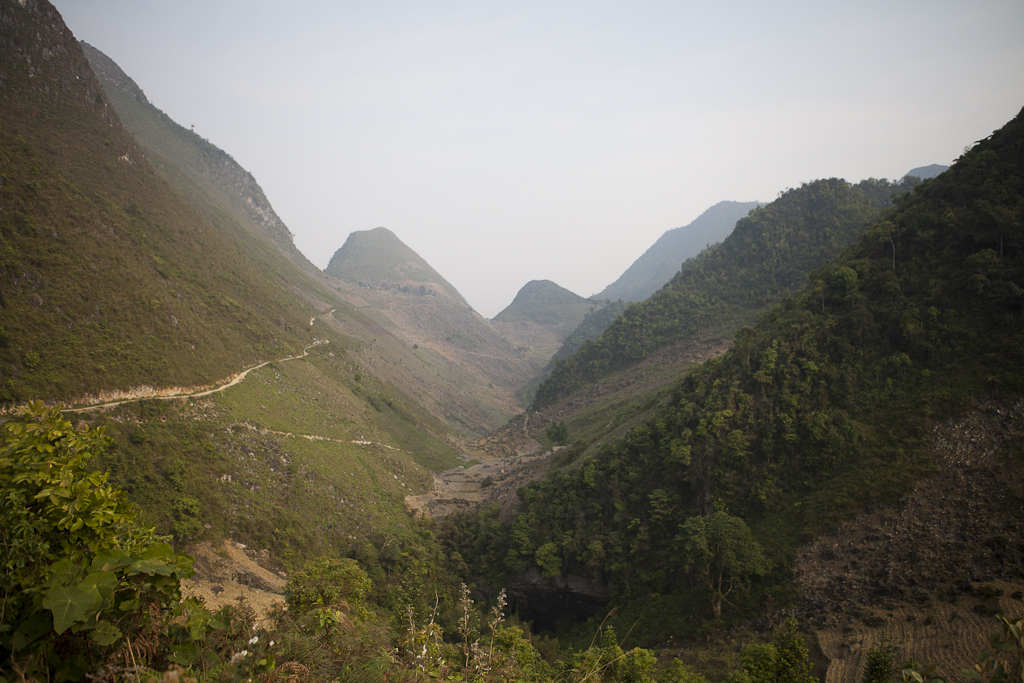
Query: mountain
596,200,760,302
325,227,468,306
545,299,632,365
492,280,594,334
321,227,544,433
84,38,538,437
0,1,317,402
902,163,948,181
442,108,1024,676
79,42,317,274
532,176,917,409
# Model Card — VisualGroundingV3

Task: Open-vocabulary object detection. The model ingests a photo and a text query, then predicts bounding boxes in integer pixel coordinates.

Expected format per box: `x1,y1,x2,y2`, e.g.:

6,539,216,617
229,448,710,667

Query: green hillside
0,3,316,402
597,200,760,302
0,0,464,534
454,106,1024,639
547,299,631,365
533,176,917,409
82,40,533,435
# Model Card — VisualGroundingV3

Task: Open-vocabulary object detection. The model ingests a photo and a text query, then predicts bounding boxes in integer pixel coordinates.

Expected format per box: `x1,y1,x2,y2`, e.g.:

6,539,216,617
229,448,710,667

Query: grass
81,327,467,570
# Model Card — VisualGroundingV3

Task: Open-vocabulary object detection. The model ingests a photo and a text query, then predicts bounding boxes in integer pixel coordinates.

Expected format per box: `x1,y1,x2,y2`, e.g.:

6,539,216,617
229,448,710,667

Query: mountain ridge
80,41,317,274
532,176,917,408
597,200,761,303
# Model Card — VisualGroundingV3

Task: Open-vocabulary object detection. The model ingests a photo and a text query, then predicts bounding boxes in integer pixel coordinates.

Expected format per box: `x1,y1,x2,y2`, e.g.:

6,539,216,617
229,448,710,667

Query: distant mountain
80,42,317,274
597,200,760,302
902,163,948,181
493,280,595,335
533,176,919,408
325,227,468,306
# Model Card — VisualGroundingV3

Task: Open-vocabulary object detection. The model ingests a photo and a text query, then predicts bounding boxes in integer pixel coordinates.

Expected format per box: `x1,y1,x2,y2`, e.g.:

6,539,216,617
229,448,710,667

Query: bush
284,557,371,615
0,401,195,681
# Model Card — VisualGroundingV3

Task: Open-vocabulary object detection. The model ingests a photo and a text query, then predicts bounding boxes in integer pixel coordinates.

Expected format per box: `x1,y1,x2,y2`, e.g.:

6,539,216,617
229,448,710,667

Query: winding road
63,310,340,414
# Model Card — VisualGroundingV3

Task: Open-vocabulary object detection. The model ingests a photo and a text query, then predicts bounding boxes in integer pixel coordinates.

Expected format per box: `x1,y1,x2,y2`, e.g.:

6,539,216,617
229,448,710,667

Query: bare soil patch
405,447,559,521
181,540,288,627
794,399,1024,682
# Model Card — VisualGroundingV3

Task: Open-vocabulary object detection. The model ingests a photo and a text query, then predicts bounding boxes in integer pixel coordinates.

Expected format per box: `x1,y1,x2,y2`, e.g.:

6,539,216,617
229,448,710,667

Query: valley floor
405,446,560,521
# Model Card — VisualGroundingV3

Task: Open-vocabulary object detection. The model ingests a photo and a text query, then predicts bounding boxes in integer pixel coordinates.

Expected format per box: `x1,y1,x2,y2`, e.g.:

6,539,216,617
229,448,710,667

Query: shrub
284,557,371,615
0,401,195,681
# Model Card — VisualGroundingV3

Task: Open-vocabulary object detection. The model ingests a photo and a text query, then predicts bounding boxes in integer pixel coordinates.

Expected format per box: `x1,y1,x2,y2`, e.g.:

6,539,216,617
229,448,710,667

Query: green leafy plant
284,557,370,615
731,618,817,683
961,615,1024,683
0,401,197,681
546,420,569,445
863,632,899,683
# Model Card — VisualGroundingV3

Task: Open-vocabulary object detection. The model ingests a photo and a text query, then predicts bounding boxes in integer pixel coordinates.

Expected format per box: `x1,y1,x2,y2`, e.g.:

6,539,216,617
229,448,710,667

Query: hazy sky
53,1,1024,318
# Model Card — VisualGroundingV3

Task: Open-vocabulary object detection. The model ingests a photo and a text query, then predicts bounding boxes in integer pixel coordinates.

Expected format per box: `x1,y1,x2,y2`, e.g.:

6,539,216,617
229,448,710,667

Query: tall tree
678,512,770,619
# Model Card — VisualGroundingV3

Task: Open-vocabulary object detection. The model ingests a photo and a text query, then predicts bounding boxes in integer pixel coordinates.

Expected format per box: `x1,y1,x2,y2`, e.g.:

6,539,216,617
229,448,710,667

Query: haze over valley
1,2,1023,683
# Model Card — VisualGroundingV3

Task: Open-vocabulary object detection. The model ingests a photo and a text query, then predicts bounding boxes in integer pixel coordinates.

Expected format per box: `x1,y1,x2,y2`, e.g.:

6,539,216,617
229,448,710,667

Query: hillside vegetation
533,176,919,409
453,107,1024,641
0,3,316,402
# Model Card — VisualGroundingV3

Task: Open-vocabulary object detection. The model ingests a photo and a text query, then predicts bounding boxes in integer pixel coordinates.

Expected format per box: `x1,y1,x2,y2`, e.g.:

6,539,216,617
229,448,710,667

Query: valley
1,3,1021,682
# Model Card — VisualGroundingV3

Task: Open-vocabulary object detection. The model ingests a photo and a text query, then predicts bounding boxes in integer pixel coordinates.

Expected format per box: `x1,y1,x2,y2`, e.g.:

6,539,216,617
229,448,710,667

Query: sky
52,1,1024,318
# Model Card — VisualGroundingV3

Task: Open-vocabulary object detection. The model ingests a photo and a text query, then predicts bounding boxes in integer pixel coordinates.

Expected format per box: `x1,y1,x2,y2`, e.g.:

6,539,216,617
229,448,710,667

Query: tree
863,632,898,683
0,402,195,681
678,511,770,619
546,421,569,445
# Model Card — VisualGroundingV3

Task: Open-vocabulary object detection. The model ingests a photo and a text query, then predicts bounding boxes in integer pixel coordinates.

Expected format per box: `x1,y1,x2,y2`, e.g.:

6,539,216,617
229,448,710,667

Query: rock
234,569,278,592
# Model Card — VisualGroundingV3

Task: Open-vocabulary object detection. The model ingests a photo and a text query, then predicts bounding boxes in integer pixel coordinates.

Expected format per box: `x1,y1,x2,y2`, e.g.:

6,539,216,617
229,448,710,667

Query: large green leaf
42,586,97,634
88,620,122,646
168,642,201,667
79,571,119,604
129,543,178,576
90,549,130,573
46,559,82,588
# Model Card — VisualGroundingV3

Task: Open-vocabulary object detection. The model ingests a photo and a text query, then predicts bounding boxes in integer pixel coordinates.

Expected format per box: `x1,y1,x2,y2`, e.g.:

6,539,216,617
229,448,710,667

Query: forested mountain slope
533,176,918,408
597,200,760,302
457,106,1024,632
547,298,632,366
